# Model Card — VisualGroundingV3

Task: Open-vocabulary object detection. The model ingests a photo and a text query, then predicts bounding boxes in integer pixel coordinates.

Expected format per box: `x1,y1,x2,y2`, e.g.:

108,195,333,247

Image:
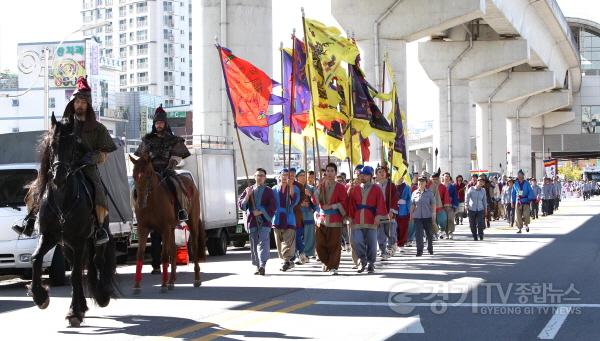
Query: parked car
0,163,66,285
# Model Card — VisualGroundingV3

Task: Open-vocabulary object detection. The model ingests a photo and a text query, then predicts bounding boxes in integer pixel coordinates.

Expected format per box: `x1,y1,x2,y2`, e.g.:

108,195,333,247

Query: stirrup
95,229,109,245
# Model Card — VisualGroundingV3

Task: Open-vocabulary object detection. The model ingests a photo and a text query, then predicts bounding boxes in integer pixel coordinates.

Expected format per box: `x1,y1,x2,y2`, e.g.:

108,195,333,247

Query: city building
81,0,193,107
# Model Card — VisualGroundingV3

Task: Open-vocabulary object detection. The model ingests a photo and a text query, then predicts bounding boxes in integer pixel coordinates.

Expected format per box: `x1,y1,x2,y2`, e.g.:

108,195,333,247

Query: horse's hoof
132,287,141,295
38,297,50,310
160,286,168,293
68,317,81,328
193,280,202,287
168,283,175,290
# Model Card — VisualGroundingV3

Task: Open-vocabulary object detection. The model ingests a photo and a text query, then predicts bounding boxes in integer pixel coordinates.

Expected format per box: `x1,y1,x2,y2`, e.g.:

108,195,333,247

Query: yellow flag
304,17,358,126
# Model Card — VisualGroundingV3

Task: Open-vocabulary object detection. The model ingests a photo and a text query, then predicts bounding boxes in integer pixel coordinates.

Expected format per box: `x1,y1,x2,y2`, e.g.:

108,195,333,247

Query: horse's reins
49,161,87,225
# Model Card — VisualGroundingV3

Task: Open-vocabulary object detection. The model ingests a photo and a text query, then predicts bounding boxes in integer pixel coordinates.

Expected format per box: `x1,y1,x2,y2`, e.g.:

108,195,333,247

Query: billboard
17,40,89,91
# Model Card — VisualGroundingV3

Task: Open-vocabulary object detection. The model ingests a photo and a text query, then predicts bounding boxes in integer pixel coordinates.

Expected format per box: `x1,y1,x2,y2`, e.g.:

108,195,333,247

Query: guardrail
546,0,579,54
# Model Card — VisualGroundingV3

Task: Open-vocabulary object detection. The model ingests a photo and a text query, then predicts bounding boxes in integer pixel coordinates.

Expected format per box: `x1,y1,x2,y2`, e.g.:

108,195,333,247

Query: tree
558,162,582,181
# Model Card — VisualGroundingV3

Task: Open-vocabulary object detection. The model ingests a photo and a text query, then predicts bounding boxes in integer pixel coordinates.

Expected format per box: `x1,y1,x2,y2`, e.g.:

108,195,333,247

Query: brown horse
129,154,206,293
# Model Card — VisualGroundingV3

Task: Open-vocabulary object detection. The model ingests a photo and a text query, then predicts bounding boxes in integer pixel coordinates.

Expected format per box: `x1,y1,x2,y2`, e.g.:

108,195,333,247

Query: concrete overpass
332,0,581,177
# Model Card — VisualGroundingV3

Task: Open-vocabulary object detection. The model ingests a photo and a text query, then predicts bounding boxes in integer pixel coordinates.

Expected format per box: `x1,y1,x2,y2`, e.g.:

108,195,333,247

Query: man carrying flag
313,162,348,275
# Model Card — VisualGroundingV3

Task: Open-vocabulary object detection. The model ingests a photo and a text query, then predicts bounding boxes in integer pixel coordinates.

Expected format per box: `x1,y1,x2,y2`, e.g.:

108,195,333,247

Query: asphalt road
1,197,599,340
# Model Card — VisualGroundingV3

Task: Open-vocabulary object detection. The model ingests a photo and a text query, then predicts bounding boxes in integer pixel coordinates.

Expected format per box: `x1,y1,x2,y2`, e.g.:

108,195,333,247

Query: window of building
163,1,173,12
180,85,185,91
119,19,126,31
106,8,112,19
137,58,148,69
11,127,19,133
137,2,148,13
12,99,19,107
119,33,126,44
138,86,148,92
163,15,174,27
120,74,127,86
181,71,185,77
48,97,55,109
137,44,148,55
164,57,173,69
574,26,600,73
120,47,127,58
581,106,600,134
164,71,173,81
137,30,147,41
119,6,126,17
137,16,147,28
138,72,148,83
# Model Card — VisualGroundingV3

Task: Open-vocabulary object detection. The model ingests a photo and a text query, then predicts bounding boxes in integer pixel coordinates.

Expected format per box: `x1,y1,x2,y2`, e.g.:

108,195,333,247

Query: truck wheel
232,240,246,248
49,246,66,286
207,230,228,256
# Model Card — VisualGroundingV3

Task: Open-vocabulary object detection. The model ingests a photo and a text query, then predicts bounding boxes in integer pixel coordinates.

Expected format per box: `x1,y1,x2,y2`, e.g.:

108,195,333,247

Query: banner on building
544,159,558,178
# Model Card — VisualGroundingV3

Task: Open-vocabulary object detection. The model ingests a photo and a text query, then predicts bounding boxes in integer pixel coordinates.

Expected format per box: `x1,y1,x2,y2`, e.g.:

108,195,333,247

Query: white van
0,163,65,285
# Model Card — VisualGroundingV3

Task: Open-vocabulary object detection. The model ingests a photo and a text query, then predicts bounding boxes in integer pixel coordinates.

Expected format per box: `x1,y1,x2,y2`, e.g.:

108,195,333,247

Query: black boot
177,209,188,222
12,213,36,237
95,219,110,246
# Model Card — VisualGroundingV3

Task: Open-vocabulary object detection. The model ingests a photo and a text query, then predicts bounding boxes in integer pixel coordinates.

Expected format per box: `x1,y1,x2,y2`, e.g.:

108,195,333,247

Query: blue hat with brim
360,166,374,176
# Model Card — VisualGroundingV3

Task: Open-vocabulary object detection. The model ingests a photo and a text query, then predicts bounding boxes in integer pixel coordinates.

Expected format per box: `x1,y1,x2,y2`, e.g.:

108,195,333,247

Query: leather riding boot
12,212,36,237
95,218,110,246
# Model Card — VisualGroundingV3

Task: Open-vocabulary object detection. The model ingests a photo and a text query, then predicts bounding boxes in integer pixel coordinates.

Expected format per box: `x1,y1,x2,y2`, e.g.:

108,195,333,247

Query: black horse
28,113,118,327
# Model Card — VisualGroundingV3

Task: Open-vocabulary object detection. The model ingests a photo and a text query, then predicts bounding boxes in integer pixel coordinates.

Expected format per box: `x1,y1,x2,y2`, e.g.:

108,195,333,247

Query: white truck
180,136,245,255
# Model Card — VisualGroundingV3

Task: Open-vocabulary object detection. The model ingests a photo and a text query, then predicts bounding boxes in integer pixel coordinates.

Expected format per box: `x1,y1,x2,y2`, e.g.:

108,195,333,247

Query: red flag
217,46,283,144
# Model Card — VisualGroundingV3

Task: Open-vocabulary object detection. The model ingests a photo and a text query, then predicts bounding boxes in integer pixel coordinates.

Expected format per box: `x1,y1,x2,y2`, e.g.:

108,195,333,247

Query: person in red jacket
348,166,387,273
375,166,399,259
313,162,348,275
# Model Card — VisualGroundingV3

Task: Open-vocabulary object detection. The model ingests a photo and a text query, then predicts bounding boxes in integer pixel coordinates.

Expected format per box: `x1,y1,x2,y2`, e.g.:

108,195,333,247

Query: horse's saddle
169,174,193,211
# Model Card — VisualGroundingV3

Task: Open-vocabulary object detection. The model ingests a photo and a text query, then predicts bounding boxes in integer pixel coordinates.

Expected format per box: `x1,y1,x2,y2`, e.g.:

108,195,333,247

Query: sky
0,0,597,127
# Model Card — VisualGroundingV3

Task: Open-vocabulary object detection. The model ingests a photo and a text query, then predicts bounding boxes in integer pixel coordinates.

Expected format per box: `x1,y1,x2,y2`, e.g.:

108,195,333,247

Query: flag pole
312,137,317,172
348,57,355,182
303,136,308,171
380,52,387,167
279,41,286,170
215,43,251,186
288,29,297,172
301,7,322,176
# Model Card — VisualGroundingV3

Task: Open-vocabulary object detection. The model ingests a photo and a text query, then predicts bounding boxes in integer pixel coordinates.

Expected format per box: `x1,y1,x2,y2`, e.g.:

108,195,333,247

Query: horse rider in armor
134,104,191,222
12,76,117,245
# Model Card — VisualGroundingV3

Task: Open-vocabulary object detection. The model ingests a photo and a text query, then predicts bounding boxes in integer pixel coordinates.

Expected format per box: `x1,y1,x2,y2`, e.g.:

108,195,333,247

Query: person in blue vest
511,169,536,233
272,168,301,271
238,168,276,276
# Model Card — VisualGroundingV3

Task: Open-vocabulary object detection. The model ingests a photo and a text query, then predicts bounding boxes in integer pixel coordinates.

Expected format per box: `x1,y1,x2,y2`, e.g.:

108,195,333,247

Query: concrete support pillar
534,153,544,180
506,117,532,177
476,103,511,173
434,79,471,176
195,0,274,174
416,148,433,173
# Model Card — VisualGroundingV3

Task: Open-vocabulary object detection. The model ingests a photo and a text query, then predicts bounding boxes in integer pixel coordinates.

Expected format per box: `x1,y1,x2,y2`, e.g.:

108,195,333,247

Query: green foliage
558,162,582,181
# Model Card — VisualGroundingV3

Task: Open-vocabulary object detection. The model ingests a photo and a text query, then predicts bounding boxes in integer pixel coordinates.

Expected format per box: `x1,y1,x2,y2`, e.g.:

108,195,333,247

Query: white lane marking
398,315,425,333
537,306,573,340
315,301,600,308
369,315,424,340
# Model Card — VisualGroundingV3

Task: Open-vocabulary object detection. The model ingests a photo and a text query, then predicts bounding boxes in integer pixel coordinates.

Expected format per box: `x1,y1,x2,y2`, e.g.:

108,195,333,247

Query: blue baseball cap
360,166,374,176
280,168,289,174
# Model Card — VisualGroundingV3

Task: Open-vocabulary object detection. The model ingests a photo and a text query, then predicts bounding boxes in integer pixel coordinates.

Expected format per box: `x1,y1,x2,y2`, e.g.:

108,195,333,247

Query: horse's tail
87,234,120,307
196,217,207,262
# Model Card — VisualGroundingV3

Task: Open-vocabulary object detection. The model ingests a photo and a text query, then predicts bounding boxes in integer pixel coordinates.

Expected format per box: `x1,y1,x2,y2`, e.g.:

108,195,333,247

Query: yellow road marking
193,300,316,341
161,300,284,338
